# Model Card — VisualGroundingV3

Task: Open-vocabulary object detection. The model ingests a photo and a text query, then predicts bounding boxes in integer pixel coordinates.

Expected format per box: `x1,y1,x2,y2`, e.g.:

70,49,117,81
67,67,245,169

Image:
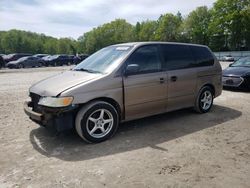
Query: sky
0,0,217,39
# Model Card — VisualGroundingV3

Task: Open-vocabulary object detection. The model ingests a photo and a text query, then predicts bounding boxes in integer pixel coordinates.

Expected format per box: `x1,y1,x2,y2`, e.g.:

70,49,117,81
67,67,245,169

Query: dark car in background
222,56,250,89
6,56,44,69
73,54,89,64
44,54,74,66
3,53,32,64
33,54,49,58
0,54,4,69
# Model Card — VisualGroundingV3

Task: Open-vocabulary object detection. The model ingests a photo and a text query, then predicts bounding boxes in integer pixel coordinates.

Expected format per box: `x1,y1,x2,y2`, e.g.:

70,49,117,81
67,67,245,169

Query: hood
29,70,102,96
7,60,18,65
223,66,250,77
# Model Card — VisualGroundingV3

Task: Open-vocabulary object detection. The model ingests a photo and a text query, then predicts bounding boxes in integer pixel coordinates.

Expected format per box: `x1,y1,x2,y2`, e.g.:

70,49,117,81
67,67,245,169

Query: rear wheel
75,101,119,143
194,86,214,113
18,63,24,69
38,62,43,67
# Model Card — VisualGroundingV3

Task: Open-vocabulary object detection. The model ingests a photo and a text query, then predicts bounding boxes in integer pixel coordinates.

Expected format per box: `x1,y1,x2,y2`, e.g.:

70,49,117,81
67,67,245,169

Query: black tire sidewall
198,86,214,113
79,102,119,143
19,64,24,68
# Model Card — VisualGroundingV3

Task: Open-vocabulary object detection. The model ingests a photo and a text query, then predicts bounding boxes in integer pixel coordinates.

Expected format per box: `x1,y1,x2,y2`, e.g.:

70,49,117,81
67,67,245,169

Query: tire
194,86,214,113
38,62,43,67
75,101,119,143
18,63,24,69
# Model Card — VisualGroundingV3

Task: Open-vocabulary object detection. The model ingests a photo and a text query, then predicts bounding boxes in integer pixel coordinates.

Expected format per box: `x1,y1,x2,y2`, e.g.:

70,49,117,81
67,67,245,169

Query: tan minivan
24,42,222,143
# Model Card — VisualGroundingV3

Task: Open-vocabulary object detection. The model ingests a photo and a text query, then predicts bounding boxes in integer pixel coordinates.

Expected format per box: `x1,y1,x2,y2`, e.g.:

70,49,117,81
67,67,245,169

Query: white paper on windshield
116,46,130,51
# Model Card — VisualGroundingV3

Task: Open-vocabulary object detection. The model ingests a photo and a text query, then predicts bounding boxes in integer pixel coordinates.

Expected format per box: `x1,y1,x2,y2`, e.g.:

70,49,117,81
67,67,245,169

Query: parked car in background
24,42,222,143
33,54,49,58
222,56,250,89
6,56,44,69
222,55,234,62
68,55,75,65
41,55,52,66
3,53,32,64
44,54,73,66
73,54,89,64
0,55,4,69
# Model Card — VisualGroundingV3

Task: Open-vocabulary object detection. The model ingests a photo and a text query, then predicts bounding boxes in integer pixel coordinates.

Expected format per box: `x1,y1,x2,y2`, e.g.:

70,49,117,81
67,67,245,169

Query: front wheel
18,63,24,69
75,101,119,143
38,62,43,67
194,86,214,113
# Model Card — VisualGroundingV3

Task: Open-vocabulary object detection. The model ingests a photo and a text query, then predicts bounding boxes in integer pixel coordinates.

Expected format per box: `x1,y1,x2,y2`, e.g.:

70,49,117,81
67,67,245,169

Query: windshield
73,45,132,74
42,55,51,60
17,57,29,62
50,55,59,59
231,57,250,67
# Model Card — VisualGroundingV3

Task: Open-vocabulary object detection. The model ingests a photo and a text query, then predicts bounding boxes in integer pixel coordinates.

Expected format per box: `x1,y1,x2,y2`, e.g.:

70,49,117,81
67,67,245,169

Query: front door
123,45,168,120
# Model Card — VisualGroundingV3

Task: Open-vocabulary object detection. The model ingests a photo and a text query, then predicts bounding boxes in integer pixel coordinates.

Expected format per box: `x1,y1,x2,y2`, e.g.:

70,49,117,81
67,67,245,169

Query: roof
113,41,207,48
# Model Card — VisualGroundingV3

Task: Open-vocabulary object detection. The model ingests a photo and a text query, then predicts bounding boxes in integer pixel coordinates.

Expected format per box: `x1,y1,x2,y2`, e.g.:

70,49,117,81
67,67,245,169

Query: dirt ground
0,63,249,188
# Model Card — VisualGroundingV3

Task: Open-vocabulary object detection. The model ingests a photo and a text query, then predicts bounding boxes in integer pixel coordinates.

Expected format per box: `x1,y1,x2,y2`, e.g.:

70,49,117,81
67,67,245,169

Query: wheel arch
78,97,123,121
202,83,215,96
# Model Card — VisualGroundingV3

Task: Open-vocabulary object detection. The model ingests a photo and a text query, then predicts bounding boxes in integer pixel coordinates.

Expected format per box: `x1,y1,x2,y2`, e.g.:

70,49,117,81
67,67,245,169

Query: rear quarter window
160,44,196,70
190,46,214,67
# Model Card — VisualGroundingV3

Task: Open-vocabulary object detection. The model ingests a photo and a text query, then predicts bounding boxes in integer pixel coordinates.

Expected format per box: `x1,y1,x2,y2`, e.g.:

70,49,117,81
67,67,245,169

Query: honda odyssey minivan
24,42,222,143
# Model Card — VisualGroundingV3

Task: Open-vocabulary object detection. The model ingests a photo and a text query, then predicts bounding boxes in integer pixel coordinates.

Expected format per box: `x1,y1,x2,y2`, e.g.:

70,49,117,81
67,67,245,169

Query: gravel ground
0,63,250,188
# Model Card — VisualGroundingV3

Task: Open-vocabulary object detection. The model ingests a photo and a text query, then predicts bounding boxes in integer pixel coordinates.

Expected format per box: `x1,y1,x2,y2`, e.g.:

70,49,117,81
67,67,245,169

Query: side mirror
229,63,234,67
125,64,140,75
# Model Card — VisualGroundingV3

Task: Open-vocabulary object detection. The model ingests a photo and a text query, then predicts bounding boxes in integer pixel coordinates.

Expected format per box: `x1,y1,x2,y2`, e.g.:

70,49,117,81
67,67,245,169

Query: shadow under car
29,105,242,161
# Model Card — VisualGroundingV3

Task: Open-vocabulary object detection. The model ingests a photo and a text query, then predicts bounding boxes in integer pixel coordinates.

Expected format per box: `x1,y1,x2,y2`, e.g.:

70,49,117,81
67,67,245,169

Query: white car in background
222,55,234,62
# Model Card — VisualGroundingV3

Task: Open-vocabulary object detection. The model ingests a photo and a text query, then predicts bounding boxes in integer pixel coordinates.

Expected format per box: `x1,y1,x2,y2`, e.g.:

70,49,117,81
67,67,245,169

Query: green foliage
155,13,182,41
183,6,211,45
133,20,158,41
78,19,134,54
209,0,250,50
0,0,250,54
0,30,76,54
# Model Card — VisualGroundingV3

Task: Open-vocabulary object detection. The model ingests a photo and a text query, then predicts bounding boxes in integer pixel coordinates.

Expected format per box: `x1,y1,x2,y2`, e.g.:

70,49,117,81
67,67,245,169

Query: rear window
190,46,214,67
160,44,195,70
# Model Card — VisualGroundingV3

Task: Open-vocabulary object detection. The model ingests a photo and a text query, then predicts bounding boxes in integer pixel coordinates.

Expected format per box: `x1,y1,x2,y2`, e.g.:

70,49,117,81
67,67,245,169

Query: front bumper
24,101,77,131
24,101,43,121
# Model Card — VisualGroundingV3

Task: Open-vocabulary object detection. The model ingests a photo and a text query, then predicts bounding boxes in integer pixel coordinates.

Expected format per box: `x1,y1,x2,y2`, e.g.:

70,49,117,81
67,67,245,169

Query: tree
154,13,182,41
78,19,134,54
209,0,250,51
136,20,157,41
183,6,211,45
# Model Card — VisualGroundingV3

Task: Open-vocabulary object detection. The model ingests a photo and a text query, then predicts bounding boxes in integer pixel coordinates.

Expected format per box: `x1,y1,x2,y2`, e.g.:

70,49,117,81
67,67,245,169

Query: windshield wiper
74,68,102,74
231,65,250,68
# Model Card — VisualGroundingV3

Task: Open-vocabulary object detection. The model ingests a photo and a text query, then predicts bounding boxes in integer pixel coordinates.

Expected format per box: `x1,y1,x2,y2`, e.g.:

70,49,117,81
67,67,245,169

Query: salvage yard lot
0,62,250,188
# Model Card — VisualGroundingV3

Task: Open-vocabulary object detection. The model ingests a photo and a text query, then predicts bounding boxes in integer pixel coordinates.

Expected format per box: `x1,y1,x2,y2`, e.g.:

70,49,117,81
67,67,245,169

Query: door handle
159,77,165,83
170,76,177,82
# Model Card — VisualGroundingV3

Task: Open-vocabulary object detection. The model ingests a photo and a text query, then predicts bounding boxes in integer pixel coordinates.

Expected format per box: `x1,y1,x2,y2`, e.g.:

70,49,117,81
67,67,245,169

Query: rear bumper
24,101,77,131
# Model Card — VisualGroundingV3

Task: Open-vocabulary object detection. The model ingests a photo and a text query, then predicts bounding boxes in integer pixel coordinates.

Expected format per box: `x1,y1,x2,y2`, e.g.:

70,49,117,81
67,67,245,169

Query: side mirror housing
125,64,140,75
229,63,234,67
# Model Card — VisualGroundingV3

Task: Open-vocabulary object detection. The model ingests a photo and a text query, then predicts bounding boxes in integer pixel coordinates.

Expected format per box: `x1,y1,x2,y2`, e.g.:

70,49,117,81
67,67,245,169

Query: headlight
38,96,73,107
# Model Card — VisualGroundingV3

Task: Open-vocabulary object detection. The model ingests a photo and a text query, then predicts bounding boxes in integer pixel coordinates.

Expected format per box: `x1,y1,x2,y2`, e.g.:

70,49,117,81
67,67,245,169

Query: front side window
161,44,195,70
125,45,161,74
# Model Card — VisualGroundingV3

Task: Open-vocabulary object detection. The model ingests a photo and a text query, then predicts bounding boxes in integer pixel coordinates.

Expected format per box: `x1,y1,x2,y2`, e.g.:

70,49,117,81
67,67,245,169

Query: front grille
222,76,244,87
30,92,41,112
